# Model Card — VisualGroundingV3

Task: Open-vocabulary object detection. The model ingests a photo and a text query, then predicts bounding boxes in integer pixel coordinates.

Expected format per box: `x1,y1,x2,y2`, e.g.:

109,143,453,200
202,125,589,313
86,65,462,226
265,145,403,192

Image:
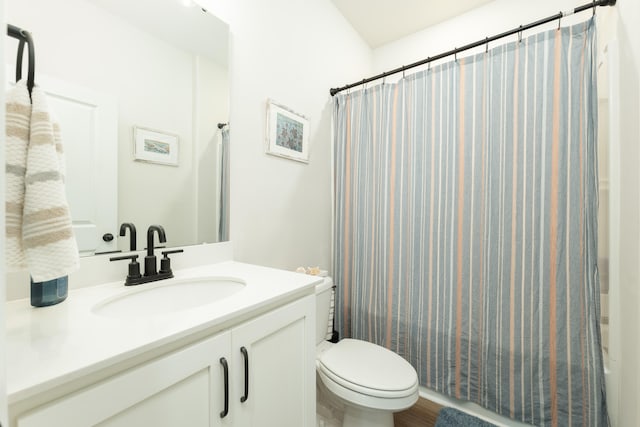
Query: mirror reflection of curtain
218,126,230,241
333,18,607,427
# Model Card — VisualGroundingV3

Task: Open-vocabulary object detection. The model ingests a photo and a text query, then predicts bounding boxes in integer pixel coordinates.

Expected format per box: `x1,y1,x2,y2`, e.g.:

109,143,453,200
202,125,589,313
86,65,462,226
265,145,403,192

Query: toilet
315,277,419,427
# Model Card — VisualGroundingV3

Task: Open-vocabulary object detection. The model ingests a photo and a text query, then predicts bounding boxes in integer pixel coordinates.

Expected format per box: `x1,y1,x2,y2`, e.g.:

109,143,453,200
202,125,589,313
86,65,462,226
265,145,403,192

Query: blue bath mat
435,407,497,427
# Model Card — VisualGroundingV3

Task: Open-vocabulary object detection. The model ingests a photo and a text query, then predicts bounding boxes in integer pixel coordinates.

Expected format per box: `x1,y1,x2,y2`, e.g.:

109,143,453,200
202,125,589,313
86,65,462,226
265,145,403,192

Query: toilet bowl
315,278,419,427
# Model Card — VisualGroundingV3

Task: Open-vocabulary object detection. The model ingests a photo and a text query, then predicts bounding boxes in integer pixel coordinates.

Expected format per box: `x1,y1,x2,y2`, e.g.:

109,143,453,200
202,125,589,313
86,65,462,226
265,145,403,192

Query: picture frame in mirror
133,126,180,166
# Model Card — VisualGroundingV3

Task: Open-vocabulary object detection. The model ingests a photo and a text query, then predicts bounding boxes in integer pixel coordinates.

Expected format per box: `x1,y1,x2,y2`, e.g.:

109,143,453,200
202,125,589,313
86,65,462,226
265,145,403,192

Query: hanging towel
5,80,79,282
5,81,31,269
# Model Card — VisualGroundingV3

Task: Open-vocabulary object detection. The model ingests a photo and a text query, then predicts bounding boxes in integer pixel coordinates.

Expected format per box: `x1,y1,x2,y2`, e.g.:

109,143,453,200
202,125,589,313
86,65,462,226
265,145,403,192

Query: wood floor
394,397,444,427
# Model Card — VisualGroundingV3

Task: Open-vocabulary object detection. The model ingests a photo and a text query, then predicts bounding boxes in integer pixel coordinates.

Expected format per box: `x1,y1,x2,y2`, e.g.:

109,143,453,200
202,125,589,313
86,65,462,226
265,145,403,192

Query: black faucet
109,225,182,286
119,222,137,251
145,225,166,276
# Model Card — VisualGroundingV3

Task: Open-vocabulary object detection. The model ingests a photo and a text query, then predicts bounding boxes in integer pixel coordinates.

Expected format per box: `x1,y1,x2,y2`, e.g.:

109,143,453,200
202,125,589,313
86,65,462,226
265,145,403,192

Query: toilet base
342,405,394,427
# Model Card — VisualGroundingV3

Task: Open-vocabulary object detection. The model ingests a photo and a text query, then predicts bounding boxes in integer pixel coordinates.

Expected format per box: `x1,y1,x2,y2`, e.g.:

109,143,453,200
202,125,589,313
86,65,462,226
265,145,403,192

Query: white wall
374,0,614,75
199,0,372,272
0,0,6,422
611,0,640,425
371,1,640,426
5,0,227,252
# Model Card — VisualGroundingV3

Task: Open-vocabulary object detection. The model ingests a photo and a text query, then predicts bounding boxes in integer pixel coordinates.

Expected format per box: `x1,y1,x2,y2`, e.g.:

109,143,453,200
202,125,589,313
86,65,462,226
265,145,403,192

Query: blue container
30,276,68,307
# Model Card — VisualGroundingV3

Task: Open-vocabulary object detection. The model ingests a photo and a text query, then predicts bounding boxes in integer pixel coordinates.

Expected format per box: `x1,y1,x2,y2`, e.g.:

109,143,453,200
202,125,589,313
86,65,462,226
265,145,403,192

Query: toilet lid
317,339,417,396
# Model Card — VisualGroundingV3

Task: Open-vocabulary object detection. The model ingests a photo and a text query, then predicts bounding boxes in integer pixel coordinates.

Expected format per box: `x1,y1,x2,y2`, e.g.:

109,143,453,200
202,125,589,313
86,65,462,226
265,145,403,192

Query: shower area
331,2,620,426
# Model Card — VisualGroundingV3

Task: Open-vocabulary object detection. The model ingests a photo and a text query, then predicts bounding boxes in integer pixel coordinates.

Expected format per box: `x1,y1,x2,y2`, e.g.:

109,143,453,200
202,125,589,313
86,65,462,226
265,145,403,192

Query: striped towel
5,80,79,282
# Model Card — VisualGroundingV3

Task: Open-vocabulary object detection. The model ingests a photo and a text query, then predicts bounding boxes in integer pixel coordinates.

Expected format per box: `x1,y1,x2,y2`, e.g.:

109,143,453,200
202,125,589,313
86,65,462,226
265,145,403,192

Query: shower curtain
333,19,607,426
218,126,230,242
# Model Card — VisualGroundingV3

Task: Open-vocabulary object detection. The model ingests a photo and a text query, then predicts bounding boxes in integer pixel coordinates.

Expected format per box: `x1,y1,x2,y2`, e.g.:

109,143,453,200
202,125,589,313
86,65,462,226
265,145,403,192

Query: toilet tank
315,277,334,346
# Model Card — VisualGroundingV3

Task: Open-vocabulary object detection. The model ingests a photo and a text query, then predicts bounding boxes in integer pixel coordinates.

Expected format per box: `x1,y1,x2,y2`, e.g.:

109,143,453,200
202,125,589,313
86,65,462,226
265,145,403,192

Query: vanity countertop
5,261,323,404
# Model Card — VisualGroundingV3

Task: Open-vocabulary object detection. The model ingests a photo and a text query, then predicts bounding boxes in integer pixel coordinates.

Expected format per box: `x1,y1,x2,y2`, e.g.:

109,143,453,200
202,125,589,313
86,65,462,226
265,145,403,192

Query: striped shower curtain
332,19,607,426
218,126,230,242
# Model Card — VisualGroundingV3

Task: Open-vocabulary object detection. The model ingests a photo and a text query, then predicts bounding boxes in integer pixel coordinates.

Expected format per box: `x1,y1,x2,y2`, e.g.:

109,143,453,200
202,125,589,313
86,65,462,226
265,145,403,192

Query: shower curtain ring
402,67,406,79
593,0,597,16
558,12,562,30
518,26,523,43
485,37,489,53
427,58,431,71
454,49,457,62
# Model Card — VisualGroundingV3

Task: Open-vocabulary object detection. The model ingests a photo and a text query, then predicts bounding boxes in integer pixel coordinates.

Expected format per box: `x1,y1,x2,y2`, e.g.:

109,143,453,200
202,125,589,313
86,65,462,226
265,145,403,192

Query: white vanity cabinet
231,294,316,427
11,294,316,427
15,331,233,427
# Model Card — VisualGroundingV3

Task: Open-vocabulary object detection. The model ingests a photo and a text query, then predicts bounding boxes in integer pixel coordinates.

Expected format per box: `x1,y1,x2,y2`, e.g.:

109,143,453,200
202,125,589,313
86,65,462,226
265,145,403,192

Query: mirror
6,0,230,256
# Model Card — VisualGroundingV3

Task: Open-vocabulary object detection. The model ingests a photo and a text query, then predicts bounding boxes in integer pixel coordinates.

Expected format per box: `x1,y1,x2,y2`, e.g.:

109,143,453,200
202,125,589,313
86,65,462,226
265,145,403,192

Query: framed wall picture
266,100,309,163
133,126,179,166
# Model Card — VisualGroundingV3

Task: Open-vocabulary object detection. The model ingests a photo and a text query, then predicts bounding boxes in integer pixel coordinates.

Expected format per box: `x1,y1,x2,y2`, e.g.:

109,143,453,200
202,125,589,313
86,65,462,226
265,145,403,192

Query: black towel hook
7,24,35,98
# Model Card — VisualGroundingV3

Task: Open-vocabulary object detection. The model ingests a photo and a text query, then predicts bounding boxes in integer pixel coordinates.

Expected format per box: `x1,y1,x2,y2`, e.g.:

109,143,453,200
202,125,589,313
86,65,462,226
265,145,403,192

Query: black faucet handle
109,254,139,262
161,249,184,256
109,254,142,285
159,249,184,275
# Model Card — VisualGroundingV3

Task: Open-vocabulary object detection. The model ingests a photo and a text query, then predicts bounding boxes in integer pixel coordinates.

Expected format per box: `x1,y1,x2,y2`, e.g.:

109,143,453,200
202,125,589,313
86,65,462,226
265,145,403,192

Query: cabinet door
231,295,316,427
17,332,231,427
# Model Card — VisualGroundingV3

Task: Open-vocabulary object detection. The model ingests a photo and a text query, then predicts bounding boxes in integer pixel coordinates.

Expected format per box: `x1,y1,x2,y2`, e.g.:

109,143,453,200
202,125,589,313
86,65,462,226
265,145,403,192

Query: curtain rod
329,0,616,96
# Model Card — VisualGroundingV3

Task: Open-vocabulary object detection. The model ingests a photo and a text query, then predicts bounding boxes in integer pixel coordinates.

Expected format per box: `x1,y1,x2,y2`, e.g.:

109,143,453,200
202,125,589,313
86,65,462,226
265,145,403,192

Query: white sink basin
92,277,246,318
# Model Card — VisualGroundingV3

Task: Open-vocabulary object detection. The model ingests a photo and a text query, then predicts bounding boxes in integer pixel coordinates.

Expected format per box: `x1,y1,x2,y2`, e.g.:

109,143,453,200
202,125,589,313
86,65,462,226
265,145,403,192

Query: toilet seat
316,339,419,410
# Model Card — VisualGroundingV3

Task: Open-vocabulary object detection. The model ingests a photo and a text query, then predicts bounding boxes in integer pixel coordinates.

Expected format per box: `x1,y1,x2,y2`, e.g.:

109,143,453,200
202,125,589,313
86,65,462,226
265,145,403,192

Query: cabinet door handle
220,357,229,418
240,346,249,403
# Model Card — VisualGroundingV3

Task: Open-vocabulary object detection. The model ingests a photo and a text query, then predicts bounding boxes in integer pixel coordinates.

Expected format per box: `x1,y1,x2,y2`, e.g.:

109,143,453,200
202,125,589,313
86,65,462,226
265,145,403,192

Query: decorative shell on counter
295,266,325,276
